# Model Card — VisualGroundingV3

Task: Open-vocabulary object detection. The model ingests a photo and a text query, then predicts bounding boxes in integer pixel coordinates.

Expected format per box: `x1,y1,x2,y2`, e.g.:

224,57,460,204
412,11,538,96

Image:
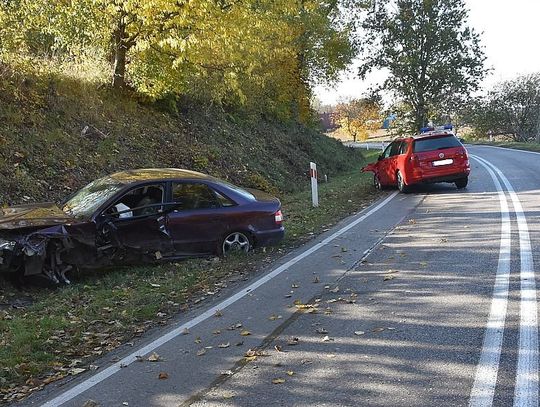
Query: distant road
344,140,389,151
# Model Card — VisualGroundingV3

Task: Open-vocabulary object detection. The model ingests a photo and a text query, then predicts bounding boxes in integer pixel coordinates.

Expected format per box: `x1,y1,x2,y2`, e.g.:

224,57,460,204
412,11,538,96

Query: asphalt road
20,145,540,407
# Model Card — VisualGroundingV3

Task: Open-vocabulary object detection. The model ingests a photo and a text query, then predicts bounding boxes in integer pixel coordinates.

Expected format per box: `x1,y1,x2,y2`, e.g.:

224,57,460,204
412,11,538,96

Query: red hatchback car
362,131,470,193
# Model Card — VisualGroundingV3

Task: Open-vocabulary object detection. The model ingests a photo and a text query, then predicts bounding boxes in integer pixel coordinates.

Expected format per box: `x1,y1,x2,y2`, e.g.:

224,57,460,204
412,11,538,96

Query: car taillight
274,210,283,224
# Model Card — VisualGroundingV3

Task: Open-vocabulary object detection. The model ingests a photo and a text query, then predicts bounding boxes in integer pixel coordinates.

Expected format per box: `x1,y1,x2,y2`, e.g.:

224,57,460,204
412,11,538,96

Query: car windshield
62,177,125,219
413,135,462,153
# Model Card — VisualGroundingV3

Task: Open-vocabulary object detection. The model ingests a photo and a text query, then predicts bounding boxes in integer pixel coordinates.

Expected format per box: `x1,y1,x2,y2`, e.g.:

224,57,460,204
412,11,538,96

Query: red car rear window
413,135,462,153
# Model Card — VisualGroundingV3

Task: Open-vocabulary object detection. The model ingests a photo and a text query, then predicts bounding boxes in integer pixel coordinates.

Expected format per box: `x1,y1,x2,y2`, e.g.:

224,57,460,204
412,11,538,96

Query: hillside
0,67,364,206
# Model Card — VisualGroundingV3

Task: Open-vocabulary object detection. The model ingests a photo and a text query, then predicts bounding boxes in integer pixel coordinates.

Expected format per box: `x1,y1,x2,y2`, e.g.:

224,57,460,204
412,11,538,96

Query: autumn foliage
0,0,356,122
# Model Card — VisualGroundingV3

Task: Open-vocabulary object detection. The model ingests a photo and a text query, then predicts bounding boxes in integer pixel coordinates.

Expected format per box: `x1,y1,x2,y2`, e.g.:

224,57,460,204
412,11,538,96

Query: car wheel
455,177,468,189
221,231,252,255
373,174,383,190
396,171,410,193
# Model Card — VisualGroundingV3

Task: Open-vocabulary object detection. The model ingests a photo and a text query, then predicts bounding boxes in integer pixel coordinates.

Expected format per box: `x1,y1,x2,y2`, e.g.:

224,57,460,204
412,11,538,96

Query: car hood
0,202,77,230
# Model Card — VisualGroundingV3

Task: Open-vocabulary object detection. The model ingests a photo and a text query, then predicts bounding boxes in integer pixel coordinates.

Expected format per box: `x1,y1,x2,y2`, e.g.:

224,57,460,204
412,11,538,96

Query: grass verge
0,150,381,404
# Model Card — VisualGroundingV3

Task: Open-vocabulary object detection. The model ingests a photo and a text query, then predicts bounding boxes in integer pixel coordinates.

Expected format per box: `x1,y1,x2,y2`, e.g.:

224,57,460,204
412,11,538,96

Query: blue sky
315,0,540,105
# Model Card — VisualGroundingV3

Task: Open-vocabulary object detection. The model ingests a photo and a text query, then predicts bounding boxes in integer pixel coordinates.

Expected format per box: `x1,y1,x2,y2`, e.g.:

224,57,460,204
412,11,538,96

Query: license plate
432,159,453,166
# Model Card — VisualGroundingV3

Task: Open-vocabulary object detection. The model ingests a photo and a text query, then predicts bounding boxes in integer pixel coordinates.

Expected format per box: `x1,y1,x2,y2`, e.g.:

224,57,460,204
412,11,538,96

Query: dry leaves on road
147,352,161,362
272,378,285,384
158,372,169,380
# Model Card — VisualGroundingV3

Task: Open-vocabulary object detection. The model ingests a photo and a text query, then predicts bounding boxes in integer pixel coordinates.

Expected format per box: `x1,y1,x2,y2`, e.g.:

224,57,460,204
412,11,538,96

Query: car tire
396,171,410,193
219,231,253,255
455,177,468,189
373,174,383,190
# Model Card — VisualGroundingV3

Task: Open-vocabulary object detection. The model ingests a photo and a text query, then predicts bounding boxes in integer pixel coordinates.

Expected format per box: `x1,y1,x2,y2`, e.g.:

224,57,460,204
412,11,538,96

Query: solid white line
469,157,512,407
472,144,540,156
474,155,539,407
40,191,399,407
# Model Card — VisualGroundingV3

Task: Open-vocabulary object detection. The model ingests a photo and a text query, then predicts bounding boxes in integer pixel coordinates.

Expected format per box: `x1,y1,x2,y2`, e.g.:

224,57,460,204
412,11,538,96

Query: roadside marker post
310,162,319,208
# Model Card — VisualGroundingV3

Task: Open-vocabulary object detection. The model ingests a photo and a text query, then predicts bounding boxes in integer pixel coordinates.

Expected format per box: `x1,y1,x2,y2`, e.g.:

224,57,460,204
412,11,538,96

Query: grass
0,150,382,403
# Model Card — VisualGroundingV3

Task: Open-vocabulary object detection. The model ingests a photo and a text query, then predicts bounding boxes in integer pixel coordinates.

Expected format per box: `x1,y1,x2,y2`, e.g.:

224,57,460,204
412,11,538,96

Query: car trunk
412,135,468,173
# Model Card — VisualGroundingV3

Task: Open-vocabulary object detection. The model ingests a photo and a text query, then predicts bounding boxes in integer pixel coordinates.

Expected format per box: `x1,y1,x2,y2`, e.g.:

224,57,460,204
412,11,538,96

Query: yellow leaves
239,330,251,336
272,378,285,384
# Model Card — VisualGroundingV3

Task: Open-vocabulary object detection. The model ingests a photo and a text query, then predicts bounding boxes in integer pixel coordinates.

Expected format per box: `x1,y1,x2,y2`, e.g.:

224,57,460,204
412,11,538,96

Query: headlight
0,240,16,251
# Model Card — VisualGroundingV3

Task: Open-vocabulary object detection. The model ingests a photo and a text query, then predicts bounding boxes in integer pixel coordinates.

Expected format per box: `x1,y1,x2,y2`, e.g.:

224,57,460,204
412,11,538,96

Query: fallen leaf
291,284,299,288
313,276,320,283
329,286,340,293
286,371,295,376
213,330,221,335
197,349,207,356
354,331,365,336
240,330,251,336
221,370,234,375
383,275,396,281
214,309,223,317
182,328,190,335
372,327,385,333
158,372,169,380
287,337,299,346
269,314,282,321
194,337,202,344
244,356,257,362
322,336,333,342
218,342,230,348
149,283,161,288
147,352,161,362
68,368,86,376
272,378,285,384
316,328,328,334
274,345,283,352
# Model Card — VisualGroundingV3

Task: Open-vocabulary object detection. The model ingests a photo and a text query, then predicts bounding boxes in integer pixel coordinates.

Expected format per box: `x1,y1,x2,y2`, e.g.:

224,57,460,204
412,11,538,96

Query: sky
314,0,540,105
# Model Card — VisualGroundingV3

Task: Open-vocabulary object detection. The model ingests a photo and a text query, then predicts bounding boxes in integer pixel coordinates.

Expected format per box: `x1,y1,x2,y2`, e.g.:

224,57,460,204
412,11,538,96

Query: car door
95,183,174,259
378,141,401,184
166,182,233,255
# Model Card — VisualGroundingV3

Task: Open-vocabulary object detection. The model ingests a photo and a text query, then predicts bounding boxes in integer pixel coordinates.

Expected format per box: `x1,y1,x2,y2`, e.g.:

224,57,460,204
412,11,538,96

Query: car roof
109,168,214,183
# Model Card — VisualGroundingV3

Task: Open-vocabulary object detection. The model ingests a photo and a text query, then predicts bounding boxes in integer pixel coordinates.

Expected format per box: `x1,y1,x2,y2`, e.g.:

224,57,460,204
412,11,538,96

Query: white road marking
472,145,540,156
469,157,512,407
40,192,399,407
473,155,539,407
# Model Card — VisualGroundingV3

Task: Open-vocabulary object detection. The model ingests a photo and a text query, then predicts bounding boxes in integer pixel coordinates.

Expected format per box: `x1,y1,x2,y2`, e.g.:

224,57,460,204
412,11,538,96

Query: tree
358,0,487,132
0,0,357,121
335,98,381,141
467,73,540,142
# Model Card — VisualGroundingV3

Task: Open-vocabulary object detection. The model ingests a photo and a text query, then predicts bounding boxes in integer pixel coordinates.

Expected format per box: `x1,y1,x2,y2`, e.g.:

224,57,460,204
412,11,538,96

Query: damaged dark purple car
0,169,284,284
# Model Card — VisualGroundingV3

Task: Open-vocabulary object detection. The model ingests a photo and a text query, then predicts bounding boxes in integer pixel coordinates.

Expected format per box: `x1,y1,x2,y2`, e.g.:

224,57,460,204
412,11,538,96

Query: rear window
413,135,462,153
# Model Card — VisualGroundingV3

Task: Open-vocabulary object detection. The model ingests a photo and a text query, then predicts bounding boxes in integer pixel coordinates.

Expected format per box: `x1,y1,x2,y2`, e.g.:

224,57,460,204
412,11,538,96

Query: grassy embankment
0,62,383,402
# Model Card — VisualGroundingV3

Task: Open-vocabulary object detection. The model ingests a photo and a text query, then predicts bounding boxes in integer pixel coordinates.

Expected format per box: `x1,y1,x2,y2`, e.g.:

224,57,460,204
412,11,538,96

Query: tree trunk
112,15,128,89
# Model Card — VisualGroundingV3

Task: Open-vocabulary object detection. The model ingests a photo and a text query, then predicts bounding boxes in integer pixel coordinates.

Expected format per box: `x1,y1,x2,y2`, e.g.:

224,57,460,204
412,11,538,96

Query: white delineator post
310,162,319,208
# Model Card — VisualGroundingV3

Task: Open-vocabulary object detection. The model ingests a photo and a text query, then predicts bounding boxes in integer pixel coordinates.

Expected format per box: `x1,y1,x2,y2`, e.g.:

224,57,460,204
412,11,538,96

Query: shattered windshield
62,177,125,219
